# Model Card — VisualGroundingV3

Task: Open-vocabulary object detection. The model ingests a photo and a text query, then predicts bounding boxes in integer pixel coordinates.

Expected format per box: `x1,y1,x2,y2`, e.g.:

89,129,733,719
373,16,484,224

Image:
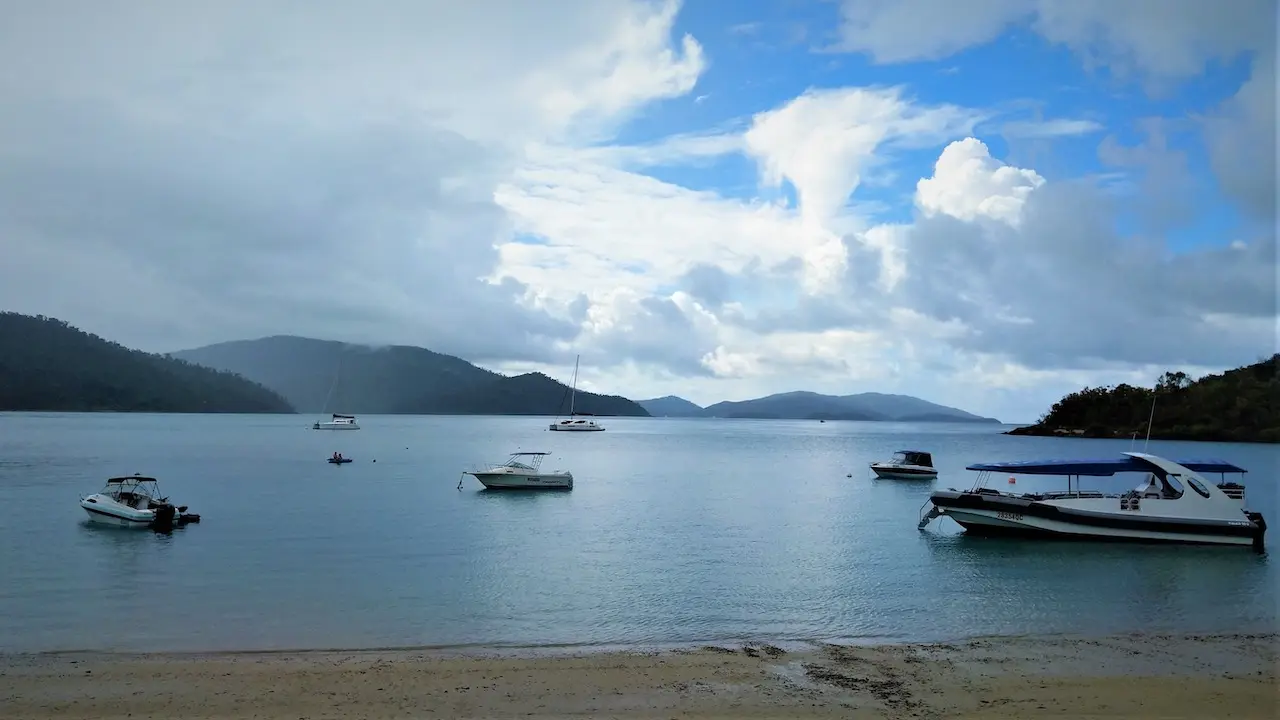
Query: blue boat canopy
965,457,1248,476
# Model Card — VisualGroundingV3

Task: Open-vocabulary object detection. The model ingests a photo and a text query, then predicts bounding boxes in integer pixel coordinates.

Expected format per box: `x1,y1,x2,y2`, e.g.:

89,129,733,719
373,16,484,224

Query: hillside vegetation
173,336,648,417
1007,355,1279,443
0,313,293,413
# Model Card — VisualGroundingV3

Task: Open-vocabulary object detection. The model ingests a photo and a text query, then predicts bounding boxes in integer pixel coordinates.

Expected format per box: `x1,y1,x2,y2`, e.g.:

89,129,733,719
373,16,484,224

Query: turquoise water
0,413,1275,653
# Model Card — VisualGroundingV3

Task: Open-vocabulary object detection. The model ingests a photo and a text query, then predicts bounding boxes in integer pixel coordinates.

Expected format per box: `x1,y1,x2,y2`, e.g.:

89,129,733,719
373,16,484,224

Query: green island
1007,354,1279,444
0,313,293,413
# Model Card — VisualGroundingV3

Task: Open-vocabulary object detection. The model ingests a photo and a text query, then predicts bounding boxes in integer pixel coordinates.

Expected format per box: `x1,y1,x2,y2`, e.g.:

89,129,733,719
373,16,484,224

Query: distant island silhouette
1006,354,1278,444
637,391,1001,423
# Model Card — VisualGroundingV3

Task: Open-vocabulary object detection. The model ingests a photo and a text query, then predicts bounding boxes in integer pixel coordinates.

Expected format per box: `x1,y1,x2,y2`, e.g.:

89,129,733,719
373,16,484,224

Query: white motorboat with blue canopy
918,452,1265,549
460,452,574,490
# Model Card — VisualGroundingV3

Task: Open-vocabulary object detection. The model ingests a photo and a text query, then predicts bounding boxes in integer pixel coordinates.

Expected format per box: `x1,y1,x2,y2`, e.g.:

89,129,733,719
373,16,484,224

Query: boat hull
929,491,1264,547
468,472,573,490
80,495,157,528
314,423,360,430
870,464,937,480
548,424,604,432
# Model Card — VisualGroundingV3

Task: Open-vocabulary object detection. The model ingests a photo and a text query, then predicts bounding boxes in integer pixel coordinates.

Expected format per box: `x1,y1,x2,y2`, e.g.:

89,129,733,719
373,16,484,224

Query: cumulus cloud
915,138,1045,226
894,171,1275,370
493,85,983,375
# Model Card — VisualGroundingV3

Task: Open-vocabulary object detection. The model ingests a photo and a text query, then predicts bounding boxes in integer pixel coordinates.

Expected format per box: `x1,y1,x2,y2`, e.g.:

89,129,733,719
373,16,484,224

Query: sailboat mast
569,355,579,415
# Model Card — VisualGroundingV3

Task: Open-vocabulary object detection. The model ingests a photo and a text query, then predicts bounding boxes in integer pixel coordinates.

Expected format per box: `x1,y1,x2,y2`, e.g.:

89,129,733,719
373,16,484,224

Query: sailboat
312,354,360,430
548,355,604,432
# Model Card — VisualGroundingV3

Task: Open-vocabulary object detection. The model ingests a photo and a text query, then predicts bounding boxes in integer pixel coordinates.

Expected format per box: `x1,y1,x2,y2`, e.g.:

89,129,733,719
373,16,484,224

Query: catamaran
549,354,604,432
918,452,1266,549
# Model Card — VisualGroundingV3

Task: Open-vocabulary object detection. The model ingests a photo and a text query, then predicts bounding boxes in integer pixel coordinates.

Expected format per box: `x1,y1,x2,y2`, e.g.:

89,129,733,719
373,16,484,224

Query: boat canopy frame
100,474,166,503
503,452,551,471
962,455,1247,497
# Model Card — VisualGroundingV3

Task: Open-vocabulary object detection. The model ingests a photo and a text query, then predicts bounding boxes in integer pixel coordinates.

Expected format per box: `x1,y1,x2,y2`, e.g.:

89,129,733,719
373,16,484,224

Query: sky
0,0,1275,423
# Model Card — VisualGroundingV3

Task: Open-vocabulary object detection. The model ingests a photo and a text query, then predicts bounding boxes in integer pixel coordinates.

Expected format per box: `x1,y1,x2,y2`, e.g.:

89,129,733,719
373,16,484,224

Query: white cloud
916,138,1045,226
832,0,1275,83
1000,118,1105,138
743,87,982,227
0,0,704,359
1203,55,1277,222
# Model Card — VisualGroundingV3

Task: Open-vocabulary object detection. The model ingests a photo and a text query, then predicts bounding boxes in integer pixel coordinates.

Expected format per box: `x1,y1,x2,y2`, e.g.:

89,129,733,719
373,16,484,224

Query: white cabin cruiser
919,452,1266,549
461,452,574,490
79,475,201,530
313,413,360,430
871,450,938,479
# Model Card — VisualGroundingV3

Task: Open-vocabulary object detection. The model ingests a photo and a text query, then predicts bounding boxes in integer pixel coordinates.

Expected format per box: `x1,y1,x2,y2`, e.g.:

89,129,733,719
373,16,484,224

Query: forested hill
173,335,649,417
0,313,294,413
1007,355,1279,443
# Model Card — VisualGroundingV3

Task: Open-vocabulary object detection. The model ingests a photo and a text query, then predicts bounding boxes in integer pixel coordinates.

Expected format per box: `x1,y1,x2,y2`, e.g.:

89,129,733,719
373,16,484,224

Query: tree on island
1008,354,1278,443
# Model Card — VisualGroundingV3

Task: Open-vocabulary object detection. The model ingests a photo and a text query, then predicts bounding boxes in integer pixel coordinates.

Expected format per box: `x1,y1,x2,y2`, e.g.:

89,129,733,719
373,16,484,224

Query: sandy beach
2,632,1274,719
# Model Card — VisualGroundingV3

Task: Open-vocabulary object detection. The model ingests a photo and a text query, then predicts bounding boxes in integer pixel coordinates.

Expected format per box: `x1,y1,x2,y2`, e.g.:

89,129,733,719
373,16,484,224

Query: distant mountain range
0,313,292,413
171,335,648,417
638,391,1000,423
0,314,1001,423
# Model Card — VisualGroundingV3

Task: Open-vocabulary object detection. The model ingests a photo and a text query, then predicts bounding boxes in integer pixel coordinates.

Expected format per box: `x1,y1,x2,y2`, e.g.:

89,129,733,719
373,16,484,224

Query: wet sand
2,632,1275,719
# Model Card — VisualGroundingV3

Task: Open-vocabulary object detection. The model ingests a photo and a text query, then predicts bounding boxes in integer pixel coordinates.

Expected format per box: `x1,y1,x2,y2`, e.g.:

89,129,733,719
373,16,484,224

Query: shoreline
1004,424,1278,444
5,631,1275,719
5,627,1274,660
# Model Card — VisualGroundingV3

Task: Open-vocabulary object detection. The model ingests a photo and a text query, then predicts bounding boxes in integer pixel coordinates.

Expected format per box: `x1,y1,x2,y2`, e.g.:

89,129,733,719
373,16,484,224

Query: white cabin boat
918,452,1266,549
549,355,604,432
79,475,200,530
461,452,573,490
871,449,938,479
313,413,360,430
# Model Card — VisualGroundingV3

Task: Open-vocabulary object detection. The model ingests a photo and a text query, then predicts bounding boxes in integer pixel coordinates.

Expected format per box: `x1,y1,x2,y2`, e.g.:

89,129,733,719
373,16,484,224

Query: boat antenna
1143,388,1157,451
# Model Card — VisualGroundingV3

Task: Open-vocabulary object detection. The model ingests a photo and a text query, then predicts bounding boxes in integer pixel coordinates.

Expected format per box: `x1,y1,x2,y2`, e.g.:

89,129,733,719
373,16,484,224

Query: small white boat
918,452,1266,549
313,413,360,430
79,474,200,530
461,452,574,490
549,355,605,432
871,450,938,479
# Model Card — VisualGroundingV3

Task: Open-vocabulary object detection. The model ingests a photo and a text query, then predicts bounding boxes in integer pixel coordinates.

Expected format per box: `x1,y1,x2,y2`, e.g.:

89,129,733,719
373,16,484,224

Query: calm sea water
0,413,1275,653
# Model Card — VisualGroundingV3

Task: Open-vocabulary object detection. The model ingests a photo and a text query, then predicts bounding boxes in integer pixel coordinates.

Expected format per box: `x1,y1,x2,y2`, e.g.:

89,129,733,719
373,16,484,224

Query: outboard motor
1246,512,1267,552
151,503,177,531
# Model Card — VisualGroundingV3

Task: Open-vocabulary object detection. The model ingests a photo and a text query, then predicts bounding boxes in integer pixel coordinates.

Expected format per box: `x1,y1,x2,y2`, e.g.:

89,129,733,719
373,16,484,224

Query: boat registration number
996,511,1024,522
